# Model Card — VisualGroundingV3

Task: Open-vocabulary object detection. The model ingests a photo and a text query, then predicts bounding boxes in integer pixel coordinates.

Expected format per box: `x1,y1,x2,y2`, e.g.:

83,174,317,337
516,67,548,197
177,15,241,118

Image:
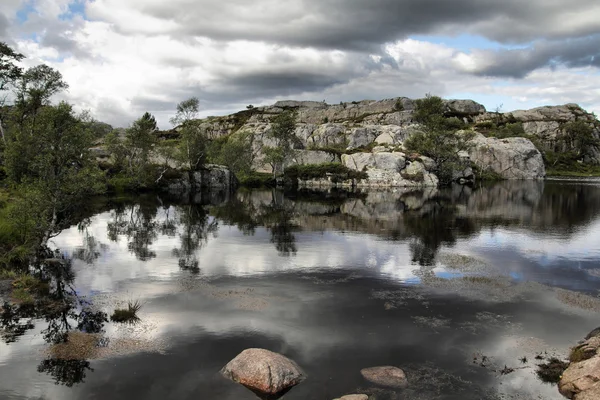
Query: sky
1,0,600,128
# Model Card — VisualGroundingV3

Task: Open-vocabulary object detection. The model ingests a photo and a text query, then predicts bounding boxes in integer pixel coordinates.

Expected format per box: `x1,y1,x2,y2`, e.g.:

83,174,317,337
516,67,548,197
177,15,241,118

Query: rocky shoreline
558,327,600,399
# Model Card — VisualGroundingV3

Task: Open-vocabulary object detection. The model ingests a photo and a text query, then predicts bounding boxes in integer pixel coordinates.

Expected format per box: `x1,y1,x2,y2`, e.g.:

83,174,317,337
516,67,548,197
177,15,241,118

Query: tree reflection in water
0,251,108,387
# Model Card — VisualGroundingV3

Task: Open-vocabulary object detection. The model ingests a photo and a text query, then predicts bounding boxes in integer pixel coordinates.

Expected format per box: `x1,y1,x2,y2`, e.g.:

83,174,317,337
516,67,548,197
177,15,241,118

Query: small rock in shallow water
221,348,306,398
360,366,408,389
333,395,368,400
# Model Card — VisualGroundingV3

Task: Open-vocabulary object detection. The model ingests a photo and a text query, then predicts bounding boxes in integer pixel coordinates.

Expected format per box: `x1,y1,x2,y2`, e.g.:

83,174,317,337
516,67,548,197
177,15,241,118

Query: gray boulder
469,133,545,179
360,366,408,389
221,348,306,397
347,127,378,150
444,99,486,117
290,150,340,166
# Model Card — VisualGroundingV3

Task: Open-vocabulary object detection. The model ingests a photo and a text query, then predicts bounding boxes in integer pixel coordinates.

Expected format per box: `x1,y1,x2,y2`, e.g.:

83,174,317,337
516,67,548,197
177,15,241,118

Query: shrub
284,163,367,183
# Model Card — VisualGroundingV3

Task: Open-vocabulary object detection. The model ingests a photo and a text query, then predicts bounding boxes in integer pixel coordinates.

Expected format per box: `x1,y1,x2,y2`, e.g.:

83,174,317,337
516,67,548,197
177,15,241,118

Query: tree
405,94,474,184
15,65,69,119
124,112,159,184
262,110,298,177
0,42,24,143
169,97,199,126
210,130,256,178
170,98,208,172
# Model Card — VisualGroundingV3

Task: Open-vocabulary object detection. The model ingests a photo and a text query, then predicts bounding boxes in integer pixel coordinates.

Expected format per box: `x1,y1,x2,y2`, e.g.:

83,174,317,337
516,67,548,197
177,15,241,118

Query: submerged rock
360,366,408,389
221,348,306,399
333,395,369,400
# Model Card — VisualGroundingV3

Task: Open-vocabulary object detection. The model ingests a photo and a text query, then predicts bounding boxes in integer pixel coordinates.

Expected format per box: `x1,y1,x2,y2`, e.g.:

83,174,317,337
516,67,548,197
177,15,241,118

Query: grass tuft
110,300,142,323
536,358,568,384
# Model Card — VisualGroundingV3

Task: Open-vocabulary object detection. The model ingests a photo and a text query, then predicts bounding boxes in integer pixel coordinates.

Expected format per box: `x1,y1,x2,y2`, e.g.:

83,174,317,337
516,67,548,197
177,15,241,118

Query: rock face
221,348,306,398
341,152,438,188
559,330,600,399
360,366,408,389
477,104,600,164
468,133,546,179
166,165,238,193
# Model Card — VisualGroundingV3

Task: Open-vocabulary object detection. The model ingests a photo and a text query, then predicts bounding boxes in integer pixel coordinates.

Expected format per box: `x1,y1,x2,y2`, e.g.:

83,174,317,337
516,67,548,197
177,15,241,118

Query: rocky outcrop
468,133,546,179
165,164,238,193
476,104,600,164
341,152,438,188
559,328,600,399
360,366,408,389
221,348,306,398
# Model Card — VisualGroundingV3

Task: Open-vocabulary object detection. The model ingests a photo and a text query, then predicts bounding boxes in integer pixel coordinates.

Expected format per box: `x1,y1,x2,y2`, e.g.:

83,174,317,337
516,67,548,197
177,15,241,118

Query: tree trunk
0,117,5,144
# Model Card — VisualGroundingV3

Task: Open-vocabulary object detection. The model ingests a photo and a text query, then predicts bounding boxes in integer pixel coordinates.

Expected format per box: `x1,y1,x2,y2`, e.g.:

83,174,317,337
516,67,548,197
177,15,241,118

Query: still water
2,180,600,400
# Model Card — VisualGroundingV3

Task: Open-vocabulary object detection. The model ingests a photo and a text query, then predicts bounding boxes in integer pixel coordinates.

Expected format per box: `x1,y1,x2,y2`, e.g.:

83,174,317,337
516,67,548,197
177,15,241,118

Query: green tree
169,97,199,126
210,130,256,178
14,65,69,120
563,120,598,158
125,112,158,184
405,94,474,184
262,110,298,177
0,42,24,143
170,98,208,172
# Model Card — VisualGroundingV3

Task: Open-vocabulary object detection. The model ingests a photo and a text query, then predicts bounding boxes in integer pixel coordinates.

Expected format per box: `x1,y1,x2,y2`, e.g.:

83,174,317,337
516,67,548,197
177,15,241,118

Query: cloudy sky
1,0,600,128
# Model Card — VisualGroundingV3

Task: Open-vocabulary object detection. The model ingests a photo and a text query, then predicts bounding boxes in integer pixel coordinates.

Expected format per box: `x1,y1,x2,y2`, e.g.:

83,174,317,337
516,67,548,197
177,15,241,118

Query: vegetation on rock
404,94,474,184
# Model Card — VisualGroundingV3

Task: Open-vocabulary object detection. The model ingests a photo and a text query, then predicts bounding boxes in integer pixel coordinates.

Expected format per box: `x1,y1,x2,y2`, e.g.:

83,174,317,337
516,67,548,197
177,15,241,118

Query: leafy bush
284,163,367,183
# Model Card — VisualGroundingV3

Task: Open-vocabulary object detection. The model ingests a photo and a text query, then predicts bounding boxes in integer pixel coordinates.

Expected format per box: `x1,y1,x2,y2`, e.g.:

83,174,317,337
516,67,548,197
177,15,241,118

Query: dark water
2,180,600,400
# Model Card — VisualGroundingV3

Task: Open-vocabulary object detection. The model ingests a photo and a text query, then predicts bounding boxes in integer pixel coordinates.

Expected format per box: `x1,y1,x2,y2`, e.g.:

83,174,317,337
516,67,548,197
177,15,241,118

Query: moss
569,346,595,363
536,358,568,384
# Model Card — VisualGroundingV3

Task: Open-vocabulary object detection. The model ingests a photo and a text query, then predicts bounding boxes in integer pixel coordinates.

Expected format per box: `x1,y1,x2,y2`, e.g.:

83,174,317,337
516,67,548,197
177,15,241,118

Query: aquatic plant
536,358,568,384
110,300,142,323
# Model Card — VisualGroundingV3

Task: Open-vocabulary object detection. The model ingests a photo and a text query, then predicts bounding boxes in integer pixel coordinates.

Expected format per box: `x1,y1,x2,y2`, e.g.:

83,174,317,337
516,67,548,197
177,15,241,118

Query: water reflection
1,180,600,399
1,252,108,387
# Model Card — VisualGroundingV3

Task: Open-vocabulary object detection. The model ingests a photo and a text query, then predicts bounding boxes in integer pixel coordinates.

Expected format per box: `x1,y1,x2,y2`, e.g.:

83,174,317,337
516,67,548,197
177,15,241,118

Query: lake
2,179,600,400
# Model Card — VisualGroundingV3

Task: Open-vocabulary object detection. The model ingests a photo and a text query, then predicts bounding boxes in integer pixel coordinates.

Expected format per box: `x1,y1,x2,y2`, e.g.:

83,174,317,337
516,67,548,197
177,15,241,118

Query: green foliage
488,122,526,139
105,112,161,186
170,97,199,126
471,164,504,181
563,120,598,157
394,98,404,111
405,94,474,185
266,110,299,176
413,94,445,125
14,65,69,117
174,121,209,171
208,130,255,177
237,172,275,187
284,163,367,183
0,42,24,91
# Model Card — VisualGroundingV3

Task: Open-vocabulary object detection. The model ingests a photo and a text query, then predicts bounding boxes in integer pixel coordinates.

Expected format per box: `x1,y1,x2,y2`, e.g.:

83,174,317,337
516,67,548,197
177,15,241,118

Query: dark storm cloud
107,0,600,49
472,35,600,78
